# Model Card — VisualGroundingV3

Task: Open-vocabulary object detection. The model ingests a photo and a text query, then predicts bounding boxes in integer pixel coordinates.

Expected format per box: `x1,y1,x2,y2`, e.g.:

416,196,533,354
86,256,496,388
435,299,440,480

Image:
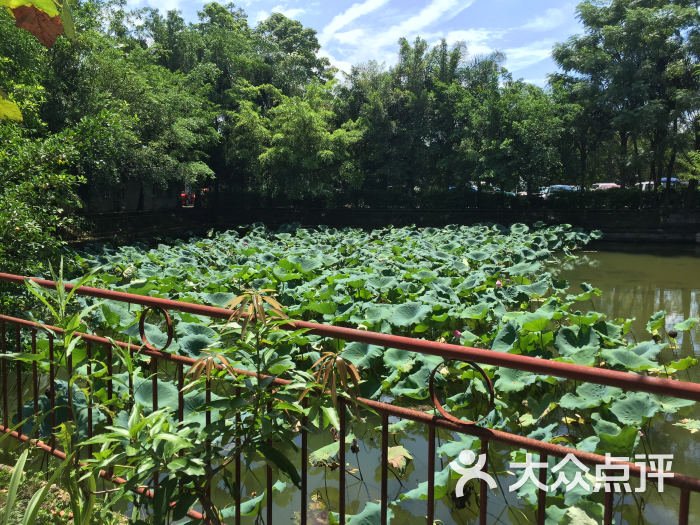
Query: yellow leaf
0,99,22,121
0,0,58,17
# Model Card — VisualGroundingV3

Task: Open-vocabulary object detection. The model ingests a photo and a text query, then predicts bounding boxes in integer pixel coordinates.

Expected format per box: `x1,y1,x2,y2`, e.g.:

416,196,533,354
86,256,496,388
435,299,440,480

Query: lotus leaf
491,321,519,352
646,310,666,336
610,392,660,426
397,466,451,502
594,426,639,457
179,334,216,358
674,317,698,331
600,348,655,370
560,502,605,525
341,342,384,369
308,442,339,467
560,383,623,410
202,292,237,307
220,491,266,517
591,413,620,436
494,369,541,393
466,250,490,261
675,419,700,433
649,394,695,413
387,445,413,475
436,434,476,458
388,302,432,327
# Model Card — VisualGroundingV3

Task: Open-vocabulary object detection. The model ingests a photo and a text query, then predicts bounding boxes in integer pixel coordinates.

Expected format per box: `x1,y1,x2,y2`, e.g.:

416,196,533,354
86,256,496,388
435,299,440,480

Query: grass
0,449,125,525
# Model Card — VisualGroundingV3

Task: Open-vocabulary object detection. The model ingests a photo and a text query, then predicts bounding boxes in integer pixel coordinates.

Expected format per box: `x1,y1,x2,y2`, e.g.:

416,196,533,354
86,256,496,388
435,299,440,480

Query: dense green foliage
10,223,697,523
3,0,700,223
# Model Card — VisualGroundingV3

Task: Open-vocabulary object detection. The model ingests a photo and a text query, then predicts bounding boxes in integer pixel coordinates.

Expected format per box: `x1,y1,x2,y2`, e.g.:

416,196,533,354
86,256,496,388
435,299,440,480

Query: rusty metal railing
1,271,700,524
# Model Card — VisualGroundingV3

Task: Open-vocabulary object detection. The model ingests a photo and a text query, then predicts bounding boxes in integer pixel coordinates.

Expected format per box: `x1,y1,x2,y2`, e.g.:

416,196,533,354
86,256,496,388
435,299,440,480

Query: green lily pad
560,383,622,410
388,302,432,327
610,392,660,426
646,310,666,336
342,342,384,369
674,317,698,331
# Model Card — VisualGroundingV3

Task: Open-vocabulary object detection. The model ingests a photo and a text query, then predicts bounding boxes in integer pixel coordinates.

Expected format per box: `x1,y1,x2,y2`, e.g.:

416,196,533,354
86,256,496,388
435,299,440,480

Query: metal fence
1,272,700,524
58,207,695,242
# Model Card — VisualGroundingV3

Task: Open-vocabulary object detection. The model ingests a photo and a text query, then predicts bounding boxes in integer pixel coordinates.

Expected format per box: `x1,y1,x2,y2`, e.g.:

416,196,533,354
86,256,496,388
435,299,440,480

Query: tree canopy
2,0,700,233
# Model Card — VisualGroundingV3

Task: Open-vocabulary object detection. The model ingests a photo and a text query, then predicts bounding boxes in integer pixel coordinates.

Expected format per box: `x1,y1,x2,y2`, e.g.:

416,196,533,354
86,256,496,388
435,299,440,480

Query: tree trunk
666,119,678,192
686,179,698,208
633,135,642,209
580,138,587,190
136,185,145,212
619,131,628,189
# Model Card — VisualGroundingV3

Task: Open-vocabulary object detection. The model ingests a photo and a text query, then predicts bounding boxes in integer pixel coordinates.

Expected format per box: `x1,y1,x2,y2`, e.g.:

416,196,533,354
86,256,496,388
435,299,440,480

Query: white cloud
374,0,475,47
320,0,477,73
334,29,366,45
321,0,391,43
127,0,181,11
503,40,556,70
521,78,548,86
255,5,306,23
440,28,506,56
521,7,568,32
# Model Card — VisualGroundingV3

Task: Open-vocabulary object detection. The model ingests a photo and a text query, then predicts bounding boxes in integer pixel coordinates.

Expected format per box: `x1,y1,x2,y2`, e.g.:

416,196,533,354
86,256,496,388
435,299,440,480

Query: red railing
1,271,699,524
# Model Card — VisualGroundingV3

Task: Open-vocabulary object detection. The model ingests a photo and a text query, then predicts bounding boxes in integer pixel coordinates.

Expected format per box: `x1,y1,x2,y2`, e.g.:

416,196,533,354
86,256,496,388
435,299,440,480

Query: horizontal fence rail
1,272,699,524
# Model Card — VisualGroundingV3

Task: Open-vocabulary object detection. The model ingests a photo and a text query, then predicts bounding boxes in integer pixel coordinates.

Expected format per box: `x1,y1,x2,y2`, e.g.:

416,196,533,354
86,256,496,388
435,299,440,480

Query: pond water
230,242,700,525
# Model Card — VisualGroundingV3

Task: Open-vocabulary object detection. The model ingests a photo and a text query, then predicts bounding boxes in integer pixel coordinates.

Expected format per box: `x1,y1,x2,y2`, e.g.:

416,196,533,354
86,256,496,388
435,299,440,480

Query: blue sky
128,0,585,85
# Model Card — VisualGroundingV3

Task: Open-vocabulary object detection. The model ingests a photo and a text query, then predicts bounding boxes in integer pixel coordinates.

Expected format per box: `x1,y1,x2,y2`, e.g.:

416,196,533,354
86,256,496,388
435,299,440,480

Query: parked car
592,183,620,190
635,179,683,190
542,185,574,199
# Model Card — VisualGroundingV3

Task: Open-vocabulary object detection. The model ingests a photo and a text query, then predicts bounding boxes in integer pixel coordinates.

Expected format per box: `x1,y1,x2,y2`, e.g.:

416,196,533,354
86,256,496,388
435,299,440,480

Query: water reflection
555,243,700,362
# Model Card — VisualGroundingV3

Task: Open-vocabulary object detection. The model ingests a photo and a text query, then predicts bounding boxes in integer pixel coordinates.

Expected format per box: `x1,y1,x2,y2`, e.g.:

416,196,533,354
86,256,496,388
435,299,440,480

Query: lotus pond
8,224,700,524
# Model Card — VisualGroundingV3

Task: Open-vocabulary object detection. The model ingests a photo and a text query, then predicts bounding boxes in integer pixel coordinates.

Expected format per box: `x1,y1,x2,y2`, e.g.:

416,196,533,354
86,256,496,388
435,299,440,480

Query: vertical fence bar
128,348,134,411
32,330,38,439
381,411,388,525
537,454,547,525
67,337,73,447
339,398,346,524
86,341,93,457
107,343,113,478
679,489,690,525
235,386,241,525
107,344,113,427
479,439,488,525
301,396,308,525
178,363,184,423
206,378,212,504
15,324,21,437
152,358,158,489
603,491,613,525
267,401,272,525
49,335,55,450
2,320,7,429
427,425,435,525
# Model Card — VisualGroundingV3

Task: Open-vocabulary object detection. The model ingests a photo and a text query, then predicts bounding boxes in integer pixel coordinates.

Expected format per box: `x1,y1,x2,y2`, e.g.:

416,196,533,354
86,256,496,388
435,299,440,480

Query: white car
592,183,620,190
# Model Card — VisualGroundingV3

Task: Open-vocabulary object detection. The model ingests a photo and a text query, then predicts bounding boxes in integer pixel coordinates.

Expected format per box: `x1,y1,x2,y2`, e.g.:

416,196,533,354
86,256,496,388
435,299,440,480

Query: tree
552,0,700,193
241,81,363,201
